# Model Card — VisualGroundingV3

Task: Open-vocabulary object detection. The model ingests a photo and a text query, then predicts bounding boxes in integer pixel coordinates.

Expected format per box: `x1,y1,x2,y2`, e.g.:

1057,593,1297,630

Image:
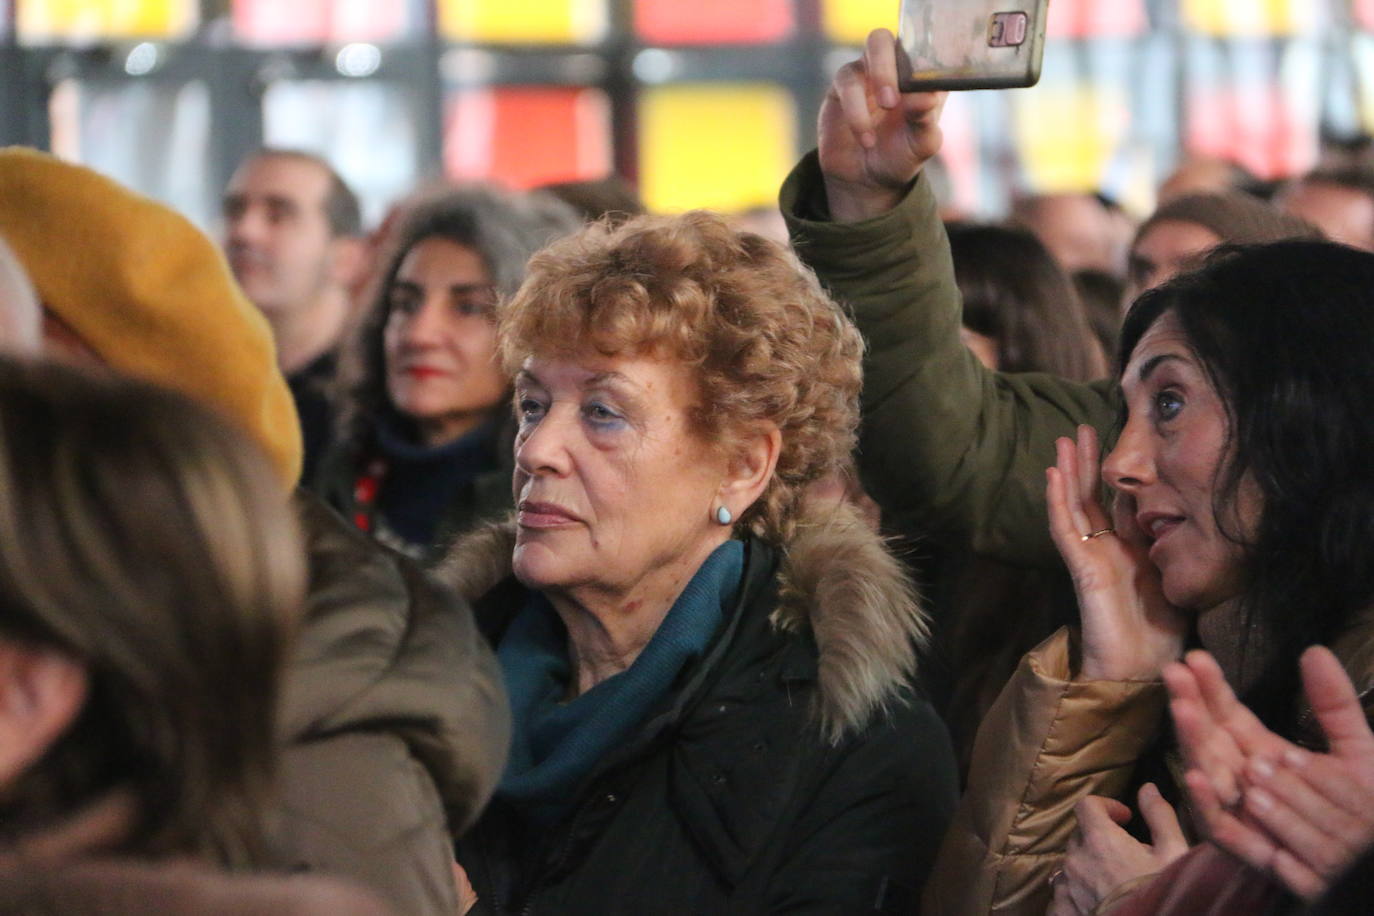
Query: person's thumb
1139,782,1187,852
1077,794,1133,833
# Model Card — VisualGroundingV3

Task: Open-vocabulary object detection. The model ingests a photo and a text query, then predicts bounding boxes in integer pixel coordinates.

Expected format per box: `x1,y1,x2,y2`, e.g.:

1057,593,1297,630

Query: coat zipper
516,785,610,915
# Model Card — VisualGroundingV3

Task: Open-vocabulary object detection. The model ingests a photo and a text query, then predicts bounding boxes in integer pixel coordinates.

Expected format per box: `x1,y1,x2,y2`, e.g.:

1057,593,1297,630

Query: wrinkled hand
1046,425,1186,681
817,28,947,222
1167,646,1374,900
1049,786,1189,916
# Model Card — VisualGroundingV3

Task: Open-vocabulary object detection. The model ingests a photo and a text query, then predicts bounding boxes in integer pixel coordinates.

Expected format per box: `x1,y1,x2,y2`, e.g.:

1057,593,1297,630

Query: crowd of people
3,24,1374,916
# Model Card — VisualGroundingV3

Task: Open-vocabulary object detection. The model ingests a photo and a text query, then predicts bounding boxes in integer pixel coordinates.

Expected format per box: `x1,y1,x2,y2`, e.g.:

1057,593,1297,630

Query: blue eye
517,397,546,427
584,402,624,428
1154,390,1183,422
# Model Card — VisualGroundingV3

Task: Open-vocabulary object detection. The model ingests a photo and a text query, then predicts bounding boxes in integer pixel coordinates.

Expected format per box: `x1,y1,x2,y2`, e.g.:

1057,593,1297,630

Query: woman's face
1102,310,1259,610
510,351,734,605
383,238,508,446
1125,220,1222,305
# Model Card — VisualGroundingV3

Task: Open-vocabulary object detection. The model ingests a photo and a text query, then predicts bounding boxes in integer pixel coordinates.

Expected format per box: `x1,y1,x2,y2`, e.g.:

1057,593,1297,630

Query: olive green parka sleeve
780,152,1119,568
270,494,511,916
922,629,1167,916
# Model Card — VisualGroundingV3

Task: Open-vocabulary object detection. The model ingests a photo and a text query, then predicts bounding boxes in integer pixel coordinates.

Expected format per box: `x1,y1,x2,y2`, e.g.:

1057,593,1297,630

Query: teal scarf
496,539,744,825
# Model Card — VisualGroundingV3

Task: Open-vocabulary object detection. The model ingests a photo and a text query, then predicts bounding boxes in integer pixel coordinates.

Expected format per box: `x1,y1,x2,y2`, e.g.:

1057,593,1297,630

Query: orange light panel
446,87,613,188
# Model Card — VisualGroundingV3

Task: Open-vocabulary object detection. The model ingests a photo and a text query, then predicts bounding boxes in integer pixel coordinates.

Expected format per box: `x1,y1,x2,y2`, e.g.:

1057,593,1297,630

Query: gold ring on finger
1081,528,1115,542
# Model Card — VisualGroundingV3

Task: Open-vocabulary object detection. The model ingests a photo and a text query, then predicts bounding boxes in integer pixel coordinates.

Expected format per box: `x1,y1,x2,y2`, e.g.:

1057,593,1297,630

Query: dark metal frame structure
0,0,838,212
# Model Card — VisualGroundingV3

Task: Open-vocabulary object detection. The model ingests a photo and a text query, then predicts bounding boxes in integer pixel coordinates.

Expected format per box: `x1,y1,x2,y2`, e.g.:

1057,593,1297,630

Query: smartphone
895,0,1049,92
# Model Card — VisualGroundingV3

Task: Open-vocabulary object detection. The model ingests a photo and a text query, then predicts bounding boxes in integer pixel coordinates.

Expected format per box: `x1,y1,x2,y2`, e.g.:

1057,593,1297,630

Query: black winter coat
448,521,959,915
311,418,514,565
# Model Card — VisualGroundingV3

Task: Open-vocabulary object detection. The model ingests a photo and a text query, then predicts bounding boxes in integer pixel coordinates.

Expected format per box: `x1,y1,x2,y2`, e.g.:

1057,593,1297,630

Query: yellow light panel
438,0,608,44
639,83,796,213
19,0,197,41
1357,39,1374,134
819,0,898,46
1180,0,1314,37
1014,84,1128,192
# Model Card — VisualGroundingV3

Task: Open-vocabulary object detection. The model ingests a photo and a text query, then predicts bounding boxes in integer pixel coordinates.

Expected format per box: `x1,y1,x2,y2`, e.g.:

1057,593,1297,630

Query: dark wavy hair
1118,240,1374,733
335,185,579,449
948,222,1107,380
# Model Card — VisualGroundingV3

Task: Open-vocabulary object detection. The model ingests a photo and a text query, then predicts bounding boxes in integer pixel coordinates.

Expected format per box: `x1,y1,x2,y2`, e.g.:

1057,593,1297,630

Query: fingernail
879,86,899,108
1283,747,1309,769
1250,757,1275,781
1248,787,1273,812
860,131,877,149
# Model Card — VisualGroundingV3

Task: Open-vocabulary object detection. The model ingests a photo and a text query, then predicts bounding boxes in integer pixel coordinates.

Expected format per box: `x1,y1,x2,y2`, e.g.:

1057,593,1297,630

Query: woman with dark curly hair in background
937,221,1109,773
316,186,579,562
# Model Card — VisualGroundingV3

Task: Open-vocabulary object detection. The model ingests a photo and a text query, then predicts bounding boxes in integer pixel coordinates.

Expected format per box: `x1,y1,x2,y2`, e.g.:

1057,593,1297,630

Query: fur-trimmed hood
438,501,930,742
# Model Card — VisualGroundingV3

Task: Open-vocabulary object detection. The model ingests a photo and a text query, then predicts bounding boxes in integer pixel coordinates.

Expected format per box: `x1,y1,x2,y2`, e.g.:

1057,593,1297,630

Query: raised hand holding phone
896,0,1049,91
818,29,947,222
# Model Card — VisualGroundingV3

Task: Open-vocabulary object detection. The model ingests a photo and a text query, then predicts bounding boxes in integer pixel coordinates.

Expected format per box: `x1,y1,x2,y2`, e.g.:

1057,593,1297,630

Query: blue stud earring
715,506,733,526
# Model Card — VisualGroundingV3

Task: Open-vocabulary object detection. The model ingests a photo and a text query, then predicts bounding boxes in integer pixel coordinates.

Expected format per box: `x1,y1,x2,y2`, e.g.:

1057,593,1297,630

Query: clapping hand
1049,785,1189,915
1167,646,1374,900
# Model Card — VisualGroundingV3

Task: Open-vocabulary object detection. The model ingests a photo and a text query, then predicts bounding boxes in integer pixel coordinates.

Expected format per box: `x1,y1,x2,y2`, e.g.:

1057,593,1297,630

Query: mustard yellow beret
0,147,302,488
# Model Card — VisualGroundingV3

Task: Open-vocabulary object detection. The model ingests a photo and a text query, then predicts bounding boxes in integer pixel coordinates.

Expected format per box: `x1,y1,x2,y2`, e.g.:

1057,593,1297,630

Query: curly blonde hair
498,210,863,545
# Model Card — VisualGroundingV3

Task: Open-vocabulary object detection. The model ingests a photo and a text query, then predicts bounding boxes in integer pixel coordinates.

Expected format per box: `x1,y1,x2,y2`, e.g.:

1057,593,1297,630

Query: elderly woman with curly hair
441,211,958,914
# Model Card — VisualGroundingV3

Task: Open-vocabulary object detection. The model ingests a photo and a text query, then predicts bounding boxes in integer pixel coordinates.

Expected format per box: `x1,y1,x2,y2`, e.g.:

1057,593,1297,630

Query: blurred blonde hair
0,358,304,865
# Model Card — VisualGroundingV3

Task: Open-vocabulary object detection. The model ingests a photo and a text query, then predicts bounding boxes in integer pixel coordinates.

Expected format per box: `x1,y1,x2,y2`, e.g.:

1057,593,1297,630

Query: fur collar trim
438,502,929,743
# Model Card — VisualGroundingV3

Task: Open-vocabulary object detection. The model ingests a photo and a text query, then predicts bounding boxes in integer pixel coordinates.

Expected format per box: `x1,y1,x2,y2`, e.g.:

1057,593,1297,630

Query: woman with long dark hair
948,222,1107,379
317,186,578,561
927,240,1374,915
938,222,1108,771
